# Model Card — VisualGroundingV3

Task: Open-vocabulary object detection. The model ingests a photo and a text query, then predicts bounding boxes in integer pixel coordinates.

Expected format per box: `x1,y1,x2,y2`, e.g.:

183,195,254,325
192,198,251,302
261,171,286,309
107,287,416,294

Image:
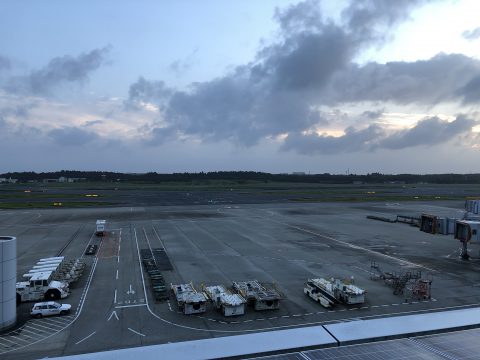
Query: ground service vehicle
30,301,71,318
16,271,70,303
96,220,106,236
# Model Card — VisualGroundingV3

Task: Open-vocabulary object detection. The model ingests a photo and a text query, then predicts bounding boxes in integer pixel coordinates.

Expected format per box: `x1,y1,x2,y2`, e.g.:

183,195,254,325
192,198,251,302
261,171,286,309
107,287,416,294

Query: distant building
67,177,86,183
291,172,306,175
0,178,18,184
43,179,59,183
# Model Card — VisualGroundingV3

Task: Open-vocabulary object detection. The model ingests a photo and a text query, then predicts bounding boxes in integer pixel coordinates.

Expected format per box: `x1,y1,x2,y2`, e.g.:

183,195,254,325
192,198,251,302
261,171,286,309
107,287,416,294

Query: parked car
30,301,72,318
85,244,98,255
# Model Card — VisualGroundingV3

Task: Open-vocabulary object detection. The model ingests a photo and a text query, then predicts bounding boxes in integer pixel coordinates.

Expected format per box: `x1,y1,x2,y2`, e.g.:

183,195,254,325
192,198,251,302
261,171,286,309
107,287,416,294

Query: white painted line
5,335,30,344
108,311,119,321
23,324,48,333
75,331,96,345
114,289,117,304
243,319,253,323
32,321,64,330
115,304,147,309
0,336,20,346
116,269,119,280
128,328,147,336
134,228,149,306
118,229,122,255
17,327,43,337
40,317,73,326
282,223,437,272
292,314,302,317
2,338,22,346
117,255,120,263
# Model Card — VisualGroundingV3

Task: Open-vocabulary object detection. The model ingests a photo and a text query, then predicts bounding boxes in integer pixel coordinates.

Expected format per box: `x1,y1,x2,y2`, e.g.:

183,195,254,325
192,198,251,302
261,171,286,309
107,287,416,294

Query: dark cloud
48,126,99,146
462,27,480,40
5,46,111,96
282,124,384,154
362,109,384,119
379,116,477,149
126,0,479,151
327,53,480,105
457,75,480,104
125,76,172,110
282,115,477,154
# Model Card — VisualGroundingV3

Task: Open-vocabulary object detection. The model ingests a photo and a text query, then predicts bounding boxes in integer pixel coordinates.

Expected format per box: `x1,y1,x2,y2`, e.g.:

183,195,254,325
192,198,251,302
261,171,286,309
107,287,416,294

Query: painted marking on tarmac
128,328,146,337
116,269,119,280
114,289,117,304
127,284,135,295
115,304,147,309
75,331,96,345
108,311,119,321
283,223,437,272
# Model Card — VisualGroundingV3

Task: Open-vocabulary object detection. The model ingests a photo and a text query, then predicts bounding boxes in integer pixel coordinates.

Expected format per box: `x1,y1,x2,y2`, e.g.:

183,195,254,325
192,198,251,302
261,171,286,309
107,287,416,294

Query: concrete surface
0,198,479,359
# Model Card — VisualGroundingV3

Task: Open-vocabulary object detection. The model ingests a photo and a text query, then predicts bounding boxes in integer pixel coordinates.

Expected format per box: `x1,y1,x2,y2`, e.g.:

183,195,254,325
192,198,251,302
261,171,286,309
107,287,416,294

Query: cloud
126,1,431,145
362,108,384,119
168,48,198,77
379,115,477,149
48,126,99,146
457,75,480,104
462,27,480,40
0,55,11,72
4,46,111,96
123,0,480,155
83,119,104,127
125,76,172,110
282,124,384,154
326,53,480,105
282,115,478,154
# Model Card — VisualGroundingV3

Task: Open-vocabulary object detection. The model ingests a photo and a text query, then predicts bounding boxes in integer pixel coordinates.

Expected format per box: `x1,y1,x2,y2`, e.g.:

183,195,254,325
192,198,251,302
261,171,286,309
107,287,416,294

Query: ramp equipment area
203,285,246,317
171,283,208,315
232,280,283,311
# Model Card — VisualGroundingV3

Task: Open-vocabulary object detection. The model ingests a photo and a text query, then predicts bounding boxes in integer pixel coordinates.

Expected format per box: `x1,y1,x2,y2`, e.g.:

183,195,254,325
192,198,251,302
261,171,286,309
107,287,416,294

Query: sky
0,0,479,174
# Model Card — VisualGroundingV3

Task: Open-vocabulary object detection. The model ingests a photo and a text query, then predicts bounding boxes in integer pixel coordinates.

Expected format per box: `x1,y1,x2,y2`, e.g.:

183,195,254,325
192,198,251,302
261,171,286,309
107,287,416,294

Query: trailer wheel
45,289,61,300
60,311,67,316
35,313,42,319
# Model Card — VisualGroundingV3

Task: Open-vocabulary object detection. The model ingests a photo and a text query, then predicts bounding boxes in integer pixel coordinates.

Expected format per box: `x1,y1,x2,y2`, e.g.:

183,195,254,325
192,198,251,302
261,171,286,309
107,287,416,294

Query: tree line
2,170,480,184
